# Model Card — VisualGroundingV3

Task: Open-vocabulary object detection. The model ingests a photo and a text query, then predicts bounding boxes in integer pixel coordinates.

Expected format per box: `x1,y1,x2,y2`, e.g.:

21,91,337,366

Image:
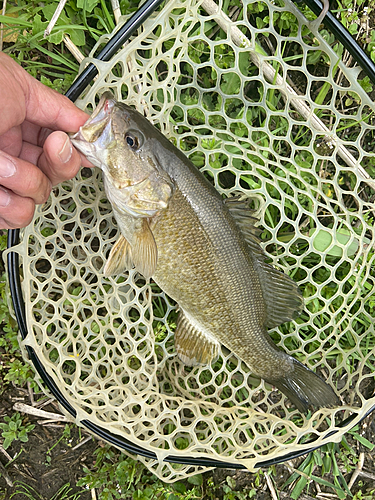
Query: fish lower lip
70,137,81,148
70,131,81,141
70,137,85,150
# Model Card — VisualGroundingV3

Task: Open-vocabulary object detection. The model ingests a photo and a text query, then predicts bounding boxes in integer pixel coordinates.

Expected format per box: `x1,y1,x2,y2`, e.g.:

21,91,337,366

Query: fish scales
70,92,341,413
152,180,288,378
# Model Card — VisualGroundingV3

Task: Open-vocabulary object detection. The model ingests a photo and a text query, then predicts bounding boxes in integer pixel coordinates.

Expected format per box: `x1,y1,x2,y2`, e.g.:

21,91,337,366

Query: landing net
6,0,375,481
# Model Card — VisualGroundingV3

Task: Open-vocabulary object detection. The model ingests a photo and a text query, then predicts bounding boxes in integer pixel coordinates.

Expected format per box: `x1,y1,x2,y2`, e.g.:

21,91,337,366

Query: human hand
0,52,91,229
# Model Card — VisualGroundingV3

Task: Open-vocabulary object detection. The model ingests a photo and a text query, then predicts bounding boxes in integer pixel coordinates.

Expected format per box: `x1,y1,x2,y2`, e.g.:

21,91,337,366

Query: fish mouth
70,92,116,144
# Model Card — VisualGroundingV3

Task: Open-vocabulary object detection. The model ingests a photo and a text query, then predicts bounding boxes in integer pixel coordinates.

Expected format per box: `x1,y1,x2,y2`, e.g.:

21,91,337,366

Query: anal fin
175,310,220,366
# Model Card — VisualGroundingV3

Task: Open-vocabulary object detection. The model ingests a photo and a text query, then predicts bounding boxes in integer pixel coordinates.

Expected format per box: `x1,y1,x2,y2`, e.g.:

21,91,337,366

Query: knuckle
4,200,35,229
39,185,52,204
16,212,34,228
23,171,51,204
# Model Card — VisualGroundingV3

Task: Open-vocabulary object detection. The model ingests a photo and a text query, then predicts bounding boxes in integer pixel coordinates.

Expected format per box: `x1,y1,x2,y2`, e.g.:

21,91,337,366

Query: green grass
10,482,84,500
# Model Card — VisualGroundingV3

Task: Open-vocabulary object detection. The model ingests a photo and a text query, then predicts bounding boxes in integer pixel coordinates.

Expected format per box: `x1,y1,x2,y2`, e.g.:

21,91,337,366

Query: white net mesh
6,0,375,481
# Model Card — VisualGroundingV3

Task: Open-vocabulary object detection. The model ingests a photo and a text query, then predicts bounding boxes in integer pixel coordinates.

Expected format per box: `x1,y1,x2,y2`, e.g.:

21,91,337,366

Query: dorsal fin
225,196,303,328
224,196,261,240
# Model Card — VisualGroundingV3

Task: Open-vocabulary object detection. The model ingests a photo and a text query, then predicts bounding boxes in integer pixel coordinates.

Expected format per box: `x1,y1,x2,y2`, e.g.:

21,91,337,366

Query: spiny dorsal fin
175,310,220,366
104,234,132,276
224,195,261,239
225,195,303,328
132,219,158,279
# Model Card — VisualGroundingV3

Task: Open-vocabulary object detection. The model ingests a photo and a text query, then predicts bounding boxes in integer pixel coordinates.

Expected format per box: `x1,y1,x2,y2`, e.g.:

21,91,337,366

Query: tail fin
267,359,340,413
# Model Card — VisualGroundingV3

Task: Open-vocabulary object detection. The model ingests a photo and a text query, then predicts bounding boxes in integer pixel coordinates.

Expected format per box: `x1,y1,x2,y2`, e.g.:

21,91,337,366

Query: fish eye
125,133,140,150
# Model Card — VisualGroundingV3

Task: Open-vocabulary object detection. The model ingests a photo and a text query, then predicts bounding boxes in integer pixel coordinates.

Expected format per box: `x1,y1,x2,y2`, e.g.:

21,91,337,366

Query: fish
70,92,340,413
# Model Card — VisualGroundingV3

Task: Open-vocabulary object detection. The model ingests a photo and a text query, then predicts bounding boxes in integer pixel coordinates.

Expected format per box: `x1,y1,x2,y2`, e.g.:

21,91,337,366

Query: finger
25,79,89,132
0,187,36,229
21,120,53,148
0,126,22,157
37,131,84,186
0,53,89,135
20,137,93,174
0,54,26,136
0,150,51,204
21,122,93,170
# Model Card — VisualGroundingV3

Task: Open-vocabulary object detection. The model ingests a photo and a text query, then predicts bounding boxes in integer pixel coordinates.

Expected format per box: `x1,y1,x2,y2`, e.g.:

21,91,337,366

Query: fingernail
58,137,73,163
0,155,16,178
0,186,11,207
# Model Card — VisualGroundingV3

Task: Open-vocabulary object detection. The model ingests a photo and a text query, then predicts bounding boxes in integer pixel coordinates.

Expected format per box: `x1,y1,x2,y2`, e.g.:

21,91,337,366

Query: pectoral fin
104,234,132,276
175,310,220,366
104,220,157,279
132,219,158,279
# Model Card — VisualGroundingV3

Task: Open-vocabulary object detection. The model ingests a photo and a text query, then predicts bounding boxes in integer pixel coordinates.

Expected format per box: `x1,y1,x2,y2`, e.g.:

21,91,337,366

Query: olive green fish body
71,93,340,413
149,160,290,379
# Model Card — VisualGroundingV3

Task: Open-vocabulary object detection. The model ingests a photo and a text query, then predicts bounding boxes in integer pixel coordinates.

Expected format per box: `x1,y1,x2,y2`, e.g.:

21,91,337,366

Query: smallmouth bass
71,92,340,413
